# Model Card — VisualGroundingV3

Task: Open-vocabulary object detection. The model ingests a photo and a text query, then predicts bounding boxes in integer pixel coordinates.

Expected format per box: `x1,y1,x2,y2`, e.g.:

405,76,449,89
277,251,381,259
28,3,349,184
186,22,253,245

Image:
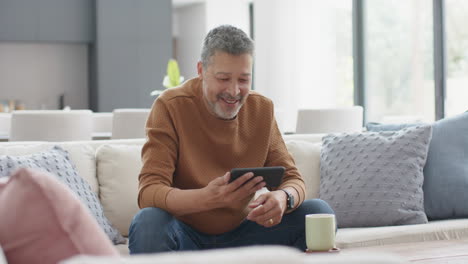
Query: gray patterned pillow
0,146,126,244
319,125,432,228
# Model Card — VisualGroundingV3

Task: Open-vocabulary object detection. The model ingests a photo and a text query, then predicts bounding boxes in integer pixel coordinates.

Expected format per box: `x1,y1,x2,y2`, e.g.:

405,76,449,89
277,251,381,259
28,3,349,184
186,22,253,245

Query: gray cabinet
0,0,93,42
0,0,37,41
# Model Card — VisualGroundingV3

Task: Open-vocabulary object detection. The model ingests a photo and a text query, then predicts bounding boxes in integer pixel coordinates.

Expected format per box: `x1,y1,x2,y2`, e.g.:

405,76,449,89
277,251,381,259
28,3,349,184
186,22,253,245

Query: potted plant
151,59,184,96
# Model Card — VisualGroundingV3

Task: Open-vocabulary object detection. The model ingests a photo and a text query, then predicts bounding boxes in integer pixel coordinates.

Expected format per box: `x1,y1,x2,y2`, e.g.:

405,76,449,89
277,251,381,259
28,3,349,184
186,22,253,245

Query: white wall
174,0,250,80
205,0,250,36
254,0,340,132
0,43,88,110
174,3,206,79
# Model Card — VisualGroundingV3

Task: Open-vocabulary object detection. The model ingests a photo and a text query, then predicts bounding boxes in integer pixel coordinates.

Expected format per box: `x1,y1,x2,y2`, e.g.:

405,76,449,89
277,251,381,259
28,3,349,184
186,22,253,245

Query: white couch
2,134,467,263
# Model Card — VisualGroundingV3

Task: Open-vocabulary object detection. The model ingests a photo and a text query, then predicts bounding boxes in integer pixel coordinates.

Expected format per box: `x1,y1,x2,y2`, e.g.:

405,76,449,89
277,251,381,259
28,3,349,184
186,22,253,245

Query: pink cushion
0,168,119,264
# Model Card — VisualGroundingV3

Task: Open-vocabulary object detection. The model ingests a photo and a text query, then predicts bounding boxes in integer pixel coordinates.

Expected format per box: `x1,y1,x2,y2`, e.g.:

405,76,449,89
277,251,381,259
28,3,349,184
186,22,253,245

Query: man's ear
197,61,203,79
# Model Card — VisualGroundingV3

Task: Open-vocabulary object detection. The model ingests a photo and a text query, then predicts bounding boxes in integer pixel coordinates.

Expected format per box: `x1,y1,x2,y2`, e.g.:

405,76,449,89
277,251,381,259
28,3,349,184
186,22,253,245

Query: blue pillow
320,126,432,227
366,112,468,220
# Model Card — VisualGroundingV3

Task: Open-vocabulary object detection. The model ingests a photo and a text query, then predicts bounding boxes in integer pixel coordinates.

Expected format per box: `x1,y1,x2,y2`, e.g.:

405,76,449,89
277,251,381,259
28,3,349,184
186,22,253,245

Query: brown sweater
138,78,305,234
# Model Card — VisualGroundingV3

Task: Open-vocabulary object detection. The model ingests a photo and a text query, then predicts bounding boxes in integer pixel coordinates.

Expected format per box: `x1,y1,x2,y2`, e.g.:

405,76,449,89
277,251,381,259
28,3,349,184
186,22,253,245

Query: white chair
9,110,93,141
296,106,363,134
111,108,151,139
0,113,11,140
92,112,113,136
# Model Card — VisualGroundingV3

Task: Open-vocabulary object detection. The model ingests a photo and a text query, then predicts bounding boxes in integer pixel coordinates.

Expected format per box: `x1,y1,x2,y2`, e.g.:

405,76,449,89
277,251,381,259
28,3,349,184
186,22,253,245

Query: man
129,25,334,253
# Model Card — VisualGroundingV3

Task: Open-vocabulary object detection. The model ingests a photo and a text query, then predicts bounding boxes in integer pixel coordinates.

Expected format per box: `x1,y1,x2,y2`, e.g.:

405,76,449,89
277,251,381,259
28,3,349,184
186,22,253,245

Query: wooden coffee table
341,239,468,263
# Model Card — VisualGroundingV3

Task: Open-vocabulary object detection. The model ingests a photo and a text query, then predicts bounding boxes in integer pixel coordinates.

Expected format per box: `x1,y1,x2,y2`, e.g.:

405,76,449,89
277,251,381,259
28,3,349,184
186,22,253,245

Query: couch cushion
366,112,468,220
0,146,125,244
0,168,118,264
285,140,321,199
115,243,131,255
336,219,468,249
0,143,98,193
319,126,432,227
97,144,142,237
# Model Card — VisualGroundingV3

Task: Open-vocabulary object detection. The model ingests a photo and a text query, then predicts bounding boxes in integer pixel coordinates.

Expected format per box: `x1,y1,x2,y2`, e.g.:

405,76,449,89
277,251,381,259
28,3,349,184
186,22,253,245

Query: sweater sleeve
138,97,178,209
264,112,306,207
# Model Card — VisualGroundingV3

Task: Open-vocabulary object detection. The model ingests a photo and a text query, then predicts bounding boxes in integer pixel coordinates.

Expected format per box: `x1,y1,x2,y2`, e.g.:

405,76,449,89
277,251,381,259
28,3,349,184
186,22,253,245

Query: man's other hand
203,172,266,210
246,191,287,227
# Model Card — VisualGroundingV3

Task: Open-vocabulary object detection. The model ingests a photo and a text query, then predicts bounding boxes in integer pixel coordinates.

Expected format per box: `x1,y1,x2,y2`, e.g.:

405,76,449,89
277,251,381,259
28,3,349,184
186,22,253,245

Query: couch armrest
60,246,407,264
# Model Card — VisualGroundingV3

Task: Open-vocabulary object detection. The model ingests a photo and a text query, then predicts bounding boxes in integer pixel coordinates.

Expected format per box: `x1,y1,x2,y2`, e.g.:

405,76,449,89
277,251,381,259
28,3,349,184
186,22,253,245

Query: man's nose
226,82,240,97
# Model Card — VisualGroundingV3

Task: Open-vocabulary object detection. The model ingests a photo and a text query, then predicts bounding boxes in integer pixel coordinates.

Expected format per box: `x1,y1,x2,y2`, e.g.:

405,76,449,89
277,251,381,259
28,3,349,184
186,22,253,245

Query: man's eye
219,78,229,82
239,79,249,83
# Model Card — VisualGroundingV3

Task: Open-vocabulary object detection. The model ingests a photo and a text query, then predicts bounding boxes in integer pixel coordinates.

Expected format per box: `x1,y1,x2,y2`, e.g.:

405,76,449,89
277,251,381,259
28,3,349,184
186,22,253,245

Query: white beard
210,100,241,120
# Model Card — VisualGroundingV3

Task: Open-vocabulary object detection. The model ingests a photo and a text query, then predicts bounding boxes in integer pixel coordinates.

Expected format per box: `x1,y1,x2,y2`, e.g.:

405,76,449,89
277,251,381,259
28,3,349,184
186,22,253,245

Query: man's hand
203,172,266,210
246,190,287,227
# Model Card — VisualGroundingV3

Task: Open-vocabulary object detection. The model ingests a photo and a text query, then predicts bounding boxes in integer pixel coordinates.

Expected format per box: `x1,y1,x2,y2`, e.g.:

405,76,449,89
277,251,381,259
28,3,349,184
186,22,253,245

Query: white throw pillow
285,140,322,199
59,143,99,193
96,144,142,236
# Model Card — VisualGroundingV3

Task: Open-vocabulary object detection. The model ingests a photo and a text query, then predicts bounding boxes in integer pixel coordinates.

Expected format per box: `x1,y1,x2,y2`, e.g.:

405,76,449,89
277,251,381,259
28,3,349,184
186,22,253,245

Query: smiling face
198,51,253,120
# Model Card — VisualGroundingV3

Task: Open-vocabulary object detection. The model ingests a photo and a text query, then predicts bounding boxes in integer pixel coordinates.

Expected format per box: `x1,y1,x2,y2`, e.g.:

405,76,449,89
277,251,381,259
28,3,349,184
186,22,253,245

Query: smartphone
229,166,285,188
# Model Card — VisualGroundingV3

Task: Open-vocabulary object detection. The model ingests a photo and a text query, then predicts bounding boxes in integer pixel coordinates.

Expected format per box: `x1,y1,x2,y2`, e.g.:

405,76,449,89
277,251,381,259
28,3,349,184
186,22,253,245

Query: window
445,0,468,116
335,1,355,108
364,0,435,123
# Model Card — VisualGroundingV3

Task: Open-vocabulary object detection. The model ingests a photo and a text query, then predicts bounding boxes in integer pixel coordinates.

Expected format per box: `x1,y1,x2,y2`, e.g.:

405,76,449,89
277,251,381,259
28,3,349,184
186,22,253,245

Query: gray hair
201,25,254,68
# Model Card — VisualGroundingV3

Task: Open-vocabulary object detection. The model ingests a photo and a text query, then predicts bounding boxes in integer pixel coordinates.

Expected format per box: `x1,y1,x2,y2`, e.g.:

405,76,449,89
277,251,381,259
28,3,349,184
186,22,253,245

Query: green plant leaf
167,59,181,88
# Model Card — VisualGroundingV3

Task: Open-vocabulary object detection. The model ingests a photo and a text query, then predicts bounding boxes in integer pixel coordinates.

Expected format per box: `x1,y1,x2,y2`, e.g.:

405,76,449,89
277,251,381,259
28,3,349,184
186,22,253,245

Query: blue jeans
128,199,334,254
